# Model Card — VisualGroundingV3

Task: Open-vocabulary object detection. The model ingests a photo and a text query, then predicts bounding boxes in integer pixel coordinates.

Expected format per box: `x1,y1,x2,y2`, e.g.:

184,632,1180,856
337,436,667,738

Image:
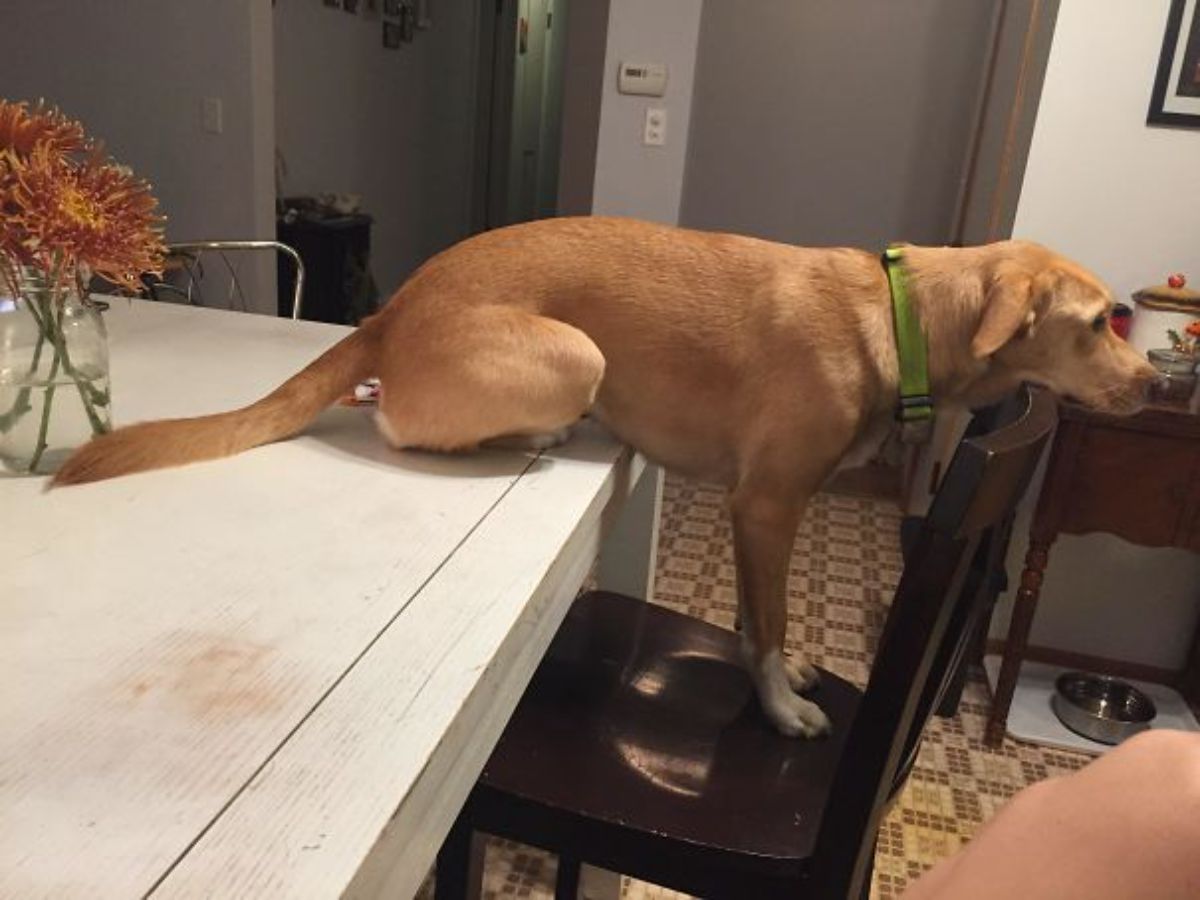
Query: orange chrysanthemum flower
6,145,164,292
0,98,164,295
0,99,87,157
0,150,33,278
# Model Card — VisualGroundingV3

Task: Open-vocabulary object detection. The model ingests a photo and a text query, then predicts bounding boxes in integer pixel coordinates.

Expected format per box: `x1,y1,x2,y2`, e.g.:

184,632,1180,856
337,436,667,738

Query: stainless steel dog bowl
1051,671,1157,745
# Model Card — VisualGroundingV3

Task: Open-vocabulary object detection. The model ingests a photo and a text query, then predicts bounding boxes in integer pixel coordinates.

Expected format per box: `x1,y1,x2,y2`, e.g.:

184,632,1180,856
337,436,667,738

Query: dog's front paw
764,691,832,739
784,653,821,693
754,650,832,738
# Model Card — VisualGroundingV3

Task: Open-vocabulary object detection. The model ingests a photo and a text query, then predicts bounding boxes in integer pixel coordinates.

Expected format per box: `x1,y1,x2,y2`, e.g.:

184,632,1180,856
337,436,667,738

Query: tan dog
53,217,1157,738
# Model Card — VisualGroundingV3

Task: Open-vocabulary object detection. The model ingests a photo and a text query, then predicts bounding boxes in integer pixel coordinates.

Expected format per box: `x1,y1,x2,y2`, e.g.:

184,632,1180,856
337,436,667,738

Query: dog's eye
1091,314,1108,332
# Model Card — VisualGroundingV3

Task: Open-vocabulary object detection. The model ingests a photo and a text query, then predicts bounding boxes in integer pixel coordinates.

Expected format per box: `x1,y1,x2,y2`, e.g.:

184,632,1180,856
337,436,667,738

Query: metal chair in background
144,240,306,320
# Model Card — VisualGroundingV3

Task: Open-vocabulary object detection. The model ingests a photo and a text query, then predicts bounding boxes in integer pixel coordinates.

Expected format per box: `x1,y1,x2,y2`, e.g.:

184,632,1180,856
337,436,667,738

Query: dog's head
964,244,1158,414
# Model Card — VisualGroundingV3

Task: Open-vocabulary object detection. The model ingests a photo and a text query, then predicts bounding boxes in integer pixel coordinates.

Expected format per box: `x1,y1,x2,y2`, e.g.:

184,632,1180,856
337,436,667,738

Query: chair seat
474,591,863,885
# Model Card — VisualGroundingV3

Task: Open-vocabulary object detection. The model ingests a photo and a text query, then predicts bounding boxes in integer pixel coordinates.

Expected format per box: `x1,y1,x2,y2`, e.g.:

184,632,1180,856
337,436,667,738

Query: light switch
643,107,667,146
202,97,223,134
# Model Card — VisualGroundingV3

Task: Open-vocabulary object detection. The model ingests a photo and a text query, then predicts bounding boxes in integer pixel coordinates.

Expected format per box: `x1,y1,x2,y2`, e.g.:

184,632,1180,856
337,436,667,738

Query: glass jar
0,273,112,475
1147,348,1198,406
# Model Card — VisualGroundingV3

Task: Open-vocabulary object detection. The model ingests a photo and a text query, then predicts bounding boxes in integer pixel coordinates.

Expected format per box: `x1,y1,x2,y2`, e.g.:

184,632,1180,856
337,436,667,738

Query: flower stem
27,341,63,473
0,323,45,434
42,282,110,437
0,280,51,435
56,302,110,435
4,263,112,471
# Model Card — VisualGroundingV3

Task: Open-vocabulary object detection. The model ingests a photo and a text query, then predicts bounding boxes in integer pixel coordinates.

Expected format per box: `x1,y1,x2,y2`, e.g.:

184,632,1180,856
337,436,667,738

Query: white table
0,300,660,899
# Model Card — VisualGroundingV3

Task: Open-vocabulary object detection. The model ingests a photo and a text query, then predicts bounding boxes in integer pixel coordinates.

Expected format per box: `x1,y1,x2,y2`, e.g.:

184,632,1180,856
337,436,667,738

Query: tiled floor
423,475,1095,899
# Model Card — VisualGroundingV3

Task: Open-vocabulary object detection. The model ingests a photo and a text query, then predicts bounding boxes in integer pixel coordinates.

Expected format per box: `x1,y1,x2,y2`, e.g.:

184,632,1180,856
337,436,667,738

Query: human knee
1120,729,1200,790
1114,729,1200,766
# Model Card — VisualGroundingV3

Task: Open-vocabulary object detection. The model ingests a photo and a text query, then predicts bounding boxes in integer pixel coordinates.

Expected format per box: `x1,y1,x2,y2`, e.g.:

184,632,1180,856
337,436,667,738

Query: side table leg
985,539,1050,746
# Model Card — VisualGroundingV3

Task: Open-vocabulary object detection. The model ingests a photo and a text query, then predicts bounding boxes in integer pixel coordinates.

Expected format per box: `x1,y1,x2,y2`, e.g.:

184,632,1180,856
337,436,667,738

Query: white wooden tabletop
0,299,649,899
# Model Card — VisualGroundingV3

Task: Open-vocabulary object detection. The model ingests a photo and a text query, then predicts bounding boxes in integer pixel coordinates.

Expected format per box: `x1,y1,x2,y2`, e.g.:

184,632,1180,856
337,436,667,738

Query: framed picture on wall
415,0,432,29
1148,0,1200,127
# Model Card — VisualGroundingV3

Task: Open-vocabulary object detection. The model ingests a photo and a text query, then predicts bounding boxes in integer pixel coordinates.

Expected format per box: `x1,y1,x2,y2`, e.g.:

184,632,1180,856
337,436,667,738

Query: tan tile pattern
420,475,1093,900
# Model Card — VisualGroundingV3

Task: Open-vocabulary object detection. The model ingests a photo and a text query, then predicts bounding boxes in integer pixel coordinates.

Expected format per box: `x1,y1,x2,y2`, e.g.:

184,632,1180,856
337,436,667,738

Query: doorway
473,0,571,231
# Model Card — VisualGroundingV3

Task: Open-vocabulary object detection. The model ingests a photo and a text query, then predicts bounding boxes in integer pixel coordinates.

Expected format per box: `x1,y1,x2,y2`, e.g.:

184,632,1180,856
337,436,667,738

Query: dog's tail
51,318,381,487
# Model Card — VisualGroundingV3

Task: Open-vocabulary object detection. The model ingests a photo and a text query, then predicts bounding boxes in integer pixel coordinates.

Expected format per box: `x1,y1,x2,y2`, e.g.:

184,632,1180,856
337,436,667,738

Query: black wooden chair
436,386,1056,900
903,391,1030,719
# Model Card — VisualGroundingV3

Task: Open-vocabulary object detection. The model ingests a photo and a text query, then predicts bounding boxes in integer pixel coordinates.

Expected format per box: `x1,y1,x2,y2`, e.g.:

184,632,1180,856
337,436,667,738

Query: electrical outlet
643,107,666,146
202,97,223,135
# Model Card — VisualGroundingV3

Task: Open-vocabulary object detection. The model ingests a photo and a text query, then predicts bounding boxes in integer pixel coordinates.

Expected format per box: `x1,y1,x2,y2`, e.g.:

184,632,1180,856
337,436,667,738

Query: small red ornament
1168,273,1187,289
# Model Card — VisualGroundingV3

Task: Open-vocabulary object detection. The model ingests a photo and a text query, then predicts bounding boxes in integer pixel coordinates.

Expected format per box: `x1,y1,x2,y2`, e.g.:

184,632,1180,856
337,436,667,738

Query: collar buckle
897,397,935,444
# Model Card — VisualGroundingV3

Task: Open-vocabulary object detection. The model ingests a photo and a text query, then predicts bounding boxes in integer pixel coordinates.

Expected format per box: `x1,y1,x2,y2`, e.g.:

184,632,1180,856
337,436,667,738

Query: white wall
993,0,1200,669
273,0,481,294
590,0,703,223
1013,0,1200,303
0,0,277,314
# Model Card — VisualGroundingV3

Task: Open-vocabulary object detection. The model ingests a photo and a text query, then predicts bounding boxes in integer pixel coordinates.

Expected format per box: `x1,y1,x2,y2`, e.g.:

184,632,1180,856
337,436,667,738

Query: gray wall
273,0,482,293
555,0,611,216
680,1,996,248
591,0,703,224
0,0,277,313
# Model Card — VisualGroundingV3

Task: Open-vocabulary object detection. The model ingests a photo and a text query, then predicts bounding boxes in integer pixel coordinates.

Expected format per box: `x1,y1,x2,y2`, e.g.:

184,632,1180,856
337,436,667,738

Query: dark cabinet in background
277,211,378,325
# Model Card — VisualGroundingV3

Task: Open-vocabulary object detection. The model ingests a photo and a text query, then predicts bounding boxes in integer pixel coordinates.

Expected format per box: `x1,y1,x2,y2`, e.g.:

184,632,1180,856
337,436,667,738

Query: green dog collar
882,246,933,443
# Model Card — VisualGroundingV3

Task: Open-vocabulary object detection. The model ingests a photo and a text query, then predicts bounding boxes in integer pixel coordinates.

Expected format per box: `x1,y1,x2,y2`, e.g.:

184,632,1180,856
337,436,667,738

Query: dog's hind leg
372,306,605,453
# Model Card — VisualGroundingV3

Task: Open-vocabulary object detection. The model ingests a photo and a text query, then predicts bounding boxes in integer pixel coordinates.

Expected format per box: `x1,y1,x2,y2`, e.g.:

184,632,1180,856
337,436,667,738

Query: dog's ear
971,271,1036,358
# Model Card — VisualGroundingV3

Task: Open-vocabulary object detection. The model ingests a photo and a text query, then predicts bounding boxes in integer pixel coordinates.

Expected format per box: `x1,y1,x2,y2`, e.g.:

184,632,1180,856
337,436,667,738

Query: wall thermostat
618,61,668,97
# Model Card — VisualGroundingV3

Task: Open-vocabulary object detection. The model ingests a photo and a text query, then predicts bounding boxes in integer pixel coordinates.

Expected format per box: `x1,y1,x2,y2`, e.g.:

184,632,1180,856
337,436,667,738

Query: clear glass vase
1147,348,1198,406
0,274,112,476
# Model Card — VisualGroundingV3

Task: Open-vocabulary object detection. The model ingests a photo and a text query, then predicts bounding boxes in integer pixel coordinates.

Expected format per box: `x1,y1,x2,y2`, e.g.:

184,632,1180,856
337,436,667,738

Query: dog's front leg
731,487,831,738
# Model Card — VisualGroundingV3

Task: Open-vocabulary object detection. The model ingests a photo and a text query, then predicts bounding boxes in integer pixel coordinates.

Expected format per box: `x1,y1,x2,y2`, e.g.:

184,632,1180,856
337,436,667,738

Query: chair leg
435,813,484,900
554,852,581,900
858,837,877,900
937,614,988,717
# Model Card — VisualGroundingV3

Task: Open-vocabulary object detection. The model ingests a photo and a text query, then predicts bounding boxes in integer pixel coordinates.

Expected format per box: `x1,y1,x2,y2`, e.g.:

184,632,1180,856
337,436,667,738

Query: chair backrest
143,240,305,319
809,385,1057,899
907,389,1033,734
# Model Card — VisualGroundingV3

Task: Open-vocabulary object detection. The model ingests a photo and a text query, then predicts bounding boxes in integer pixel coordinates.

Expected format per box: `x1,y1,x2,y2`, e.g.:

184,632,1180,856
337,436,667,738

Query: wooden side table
985,401,1200,746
